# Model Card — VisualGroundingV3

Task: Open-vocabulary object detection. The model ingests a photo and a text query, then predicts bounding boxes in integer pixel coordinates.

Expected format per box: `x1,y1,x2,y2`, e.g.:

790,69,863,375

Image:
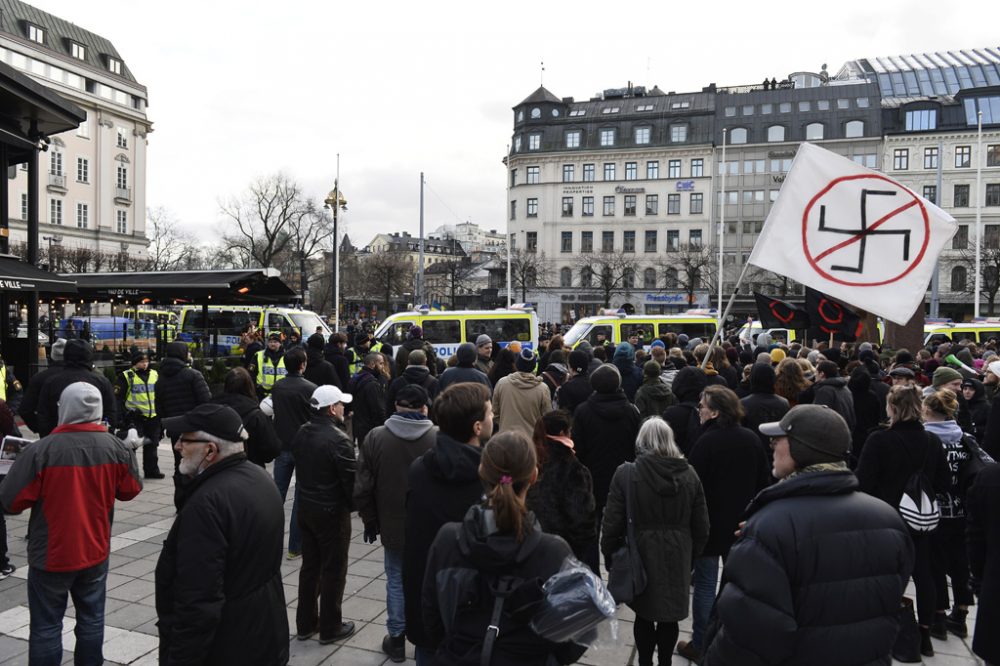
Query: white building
430,221,505,256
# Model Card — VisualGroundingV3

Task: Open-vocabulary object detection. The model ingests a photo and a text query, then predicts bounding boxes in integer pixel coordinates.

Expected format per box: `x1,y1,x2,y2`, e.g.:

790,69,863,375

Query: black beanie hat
590,364,621,394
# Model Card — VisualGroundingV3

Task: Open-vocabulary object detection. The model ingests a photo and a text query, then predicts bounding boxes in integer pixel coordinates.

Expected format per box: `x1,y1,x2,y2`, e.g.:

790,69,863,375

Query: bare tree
362,250,414,313
958,247,1000,315
427,258,479,308
62,246,97,273
662,243,717,306
146,206,197,271
574,251,639,308
496,249,553,302
219,173,311,269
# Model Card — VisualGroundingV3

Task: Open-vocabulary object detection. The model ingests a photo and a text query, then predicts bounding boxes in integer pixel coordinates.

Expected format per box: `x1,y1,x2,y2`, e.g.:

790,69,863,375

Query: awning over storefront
57,268,298,304
0,254,76,293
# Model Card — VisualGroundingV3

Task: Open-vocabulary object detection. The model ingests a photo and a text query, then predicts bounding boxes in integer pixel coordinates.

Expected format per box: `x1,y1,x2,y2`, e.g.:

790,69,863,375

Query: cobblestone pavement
0,443,985,665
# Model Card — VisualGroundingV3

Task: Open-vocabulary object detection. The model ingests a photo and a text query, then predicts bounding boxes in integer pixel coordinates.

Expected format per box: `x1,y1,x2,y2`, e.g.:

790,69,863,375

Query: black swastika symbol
817,189,912,273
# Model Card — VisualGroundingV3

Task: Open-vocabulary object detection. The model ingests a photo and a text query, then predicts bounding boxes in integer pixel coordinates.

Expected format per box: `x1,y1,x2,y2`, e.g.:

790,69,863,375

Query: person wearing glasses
154,404,289,666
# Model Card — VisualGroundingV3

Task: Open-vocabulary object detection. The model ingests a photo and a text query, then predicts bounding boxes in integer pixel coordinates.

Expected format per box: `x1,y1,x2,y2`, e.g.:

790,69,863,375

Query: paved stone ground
0,442,985,665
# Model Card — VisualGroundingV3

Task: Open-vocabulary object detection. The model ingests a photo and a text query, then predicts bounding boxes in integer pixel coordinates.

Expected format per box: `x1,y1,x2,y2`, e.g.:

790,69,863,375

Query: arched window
623,268,635,289
526,267,537,288
729,127,748,144
664,267,679,289
560,267,572,287
951,265,967,292
580,266,593,288
845,120,864,138
643,267,657,289
690,268,701,289
805,122,824,140
767,125,786,142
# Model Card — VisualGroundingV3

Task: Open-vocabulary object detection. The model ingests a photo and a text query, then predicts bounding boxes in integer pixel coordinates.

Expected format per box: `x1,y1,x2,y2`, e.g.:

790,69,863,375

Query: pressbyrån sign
748,143,957,325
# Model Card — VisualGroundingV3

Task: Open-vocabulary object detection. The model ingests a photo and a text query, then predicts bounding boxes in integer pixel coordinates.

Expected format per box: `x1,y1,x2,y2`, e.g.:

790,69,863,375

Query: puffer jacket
421,504,586,666
347,367,387,445
601,455,709,622
612,343,643,402
155,356,211,424
662,367,708,455
492,371,551,438
740,364,790,469
290,413,356,512
573,390,640,512
633,377,676,419
809,376,857,431
703,470,914,666
554,374,593,414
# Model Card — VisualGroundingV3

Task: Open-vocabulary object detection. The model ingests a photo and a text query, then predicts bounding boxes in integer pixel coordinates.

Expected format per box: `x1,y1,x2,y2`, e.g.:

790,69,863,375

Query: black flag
805,287,862,343
753,292,811,330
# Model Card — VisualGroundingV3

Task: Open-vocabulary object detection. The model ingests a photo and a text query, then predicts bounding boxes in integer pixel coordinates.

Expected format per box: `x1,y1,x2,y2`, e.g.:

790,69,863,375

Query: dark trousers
0,511,7,568
135,414,162,475
911,530,936,626
296,506,351,639
633,618,679,666
932,518,974,610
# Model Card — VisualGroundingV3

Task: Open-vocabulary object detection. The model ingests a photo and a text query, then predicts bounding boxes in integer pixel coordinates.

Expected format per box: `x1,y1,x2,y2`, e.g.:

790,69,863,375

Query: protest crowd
0,321,998,666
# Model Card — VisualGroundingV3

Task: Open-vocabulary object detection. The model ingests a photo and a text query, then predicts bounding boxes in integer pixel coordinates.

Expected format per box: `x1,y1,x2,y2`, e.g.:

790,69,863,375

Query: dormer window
27,24,45,44
71,43,86,60
108,56,122,75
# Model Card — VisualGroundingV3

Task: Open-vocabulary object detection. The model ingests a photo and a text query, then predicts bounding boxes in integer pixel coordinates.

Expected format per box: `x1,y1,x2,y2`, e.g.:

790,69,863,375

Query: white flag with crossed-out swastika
748,142,957,325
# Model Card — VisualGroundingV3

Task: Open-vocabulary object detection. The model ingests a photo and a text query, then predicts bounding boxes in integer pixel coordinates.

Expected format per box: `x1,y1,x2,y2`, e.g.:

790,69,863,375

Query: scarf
783,460,849,482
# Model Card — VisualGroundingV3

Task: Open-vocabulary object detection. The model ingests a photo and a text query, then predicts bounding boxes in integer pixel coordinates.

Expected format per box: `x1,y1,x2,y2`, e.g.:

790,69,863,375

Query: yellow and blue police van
563,309,719,350
925,318,1000,345
177,306,331,355
373,306,538,360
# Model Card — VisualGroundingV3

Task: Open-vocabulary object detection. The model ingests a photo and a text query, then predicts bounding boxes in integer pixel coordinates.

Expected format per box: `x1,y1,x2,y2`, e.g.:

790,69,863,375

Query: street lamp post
41,234,62,271
324,170,347,333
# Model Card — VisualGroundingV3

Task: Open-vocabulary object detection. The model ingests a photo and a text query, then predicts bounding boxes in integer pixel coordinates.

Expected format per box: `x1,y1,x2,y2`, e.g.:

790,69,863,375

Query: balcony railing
47,173,66,191
115,186,132,203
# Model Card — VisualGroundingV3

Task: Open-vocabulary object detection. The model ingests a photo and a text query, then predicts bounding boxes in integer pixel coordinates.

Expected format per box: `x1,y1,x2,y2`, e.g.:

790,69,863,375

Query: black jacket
848,368,882,463
807,376,857,431
421,505,586,666
703,471,914,666
525,438,597,566
347,367,387,445
18,363,64,435
855,420,950,509
155,356,211,425
437,365,492,393
688,420,771,557
965,378,990,444
386,365,440,413
572,391,640,512
210,393,280,466
394,338,438,378
270,373,317,450
37,364,116,437
323,346,351,389
303,348,341,389
663,367,708,455
740,365,790,473
554,373,593,414
290,414,356,512
404,432,484,649
967,463,1000,663
155,454,288,666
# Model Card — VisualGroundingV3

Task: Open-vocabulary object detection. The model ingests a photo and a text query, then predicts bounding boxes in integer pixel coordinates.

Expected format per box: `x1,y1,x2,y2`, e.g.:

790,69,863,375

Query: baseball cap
395,384,429,409
888,367,915,379
759,404,851,466
267,332,282,341
162,404,246,442
961,379,977,390
311,385,353,409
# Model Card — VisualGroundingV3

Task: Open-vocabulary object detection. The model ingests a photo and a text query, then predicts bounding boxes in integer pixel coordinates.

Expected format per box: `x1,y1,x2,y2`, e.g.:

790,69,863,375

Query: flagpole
975,110,983,319
701,259,752,370
718,129,727,332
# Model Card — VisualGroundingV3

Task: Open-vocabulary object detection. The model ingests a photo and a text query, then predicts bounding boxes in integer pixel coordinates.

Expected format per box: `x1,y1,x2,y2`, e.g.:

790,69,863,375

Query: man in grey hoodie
354,385,437,663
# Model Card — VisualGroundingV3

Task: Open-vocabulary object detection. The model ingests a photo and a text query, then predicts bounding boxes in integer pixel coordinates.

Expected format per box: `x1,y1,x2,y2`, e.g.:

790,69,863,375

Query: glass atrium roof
841,48,1000,98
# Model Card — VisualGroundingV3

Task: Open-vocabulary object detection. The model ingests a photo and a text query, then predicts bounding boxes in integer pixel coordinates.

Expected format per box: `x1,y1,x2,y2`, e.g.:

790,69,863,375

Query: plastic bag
531,557,618,647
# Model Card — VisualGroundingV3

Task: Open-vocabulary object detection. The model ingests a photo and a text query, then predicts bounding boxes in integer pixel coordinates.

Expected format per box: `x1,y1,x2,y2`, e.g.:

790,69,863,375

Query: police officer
0,353,22,411
116,350,164,479
254,332,287,397
347,334,373,377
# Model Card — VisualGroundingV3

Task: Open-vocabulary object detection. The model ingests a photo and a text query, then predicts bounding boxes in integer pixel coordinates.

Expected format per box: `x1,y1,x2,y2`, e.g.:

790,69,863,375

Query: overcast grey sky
31,0,1000,248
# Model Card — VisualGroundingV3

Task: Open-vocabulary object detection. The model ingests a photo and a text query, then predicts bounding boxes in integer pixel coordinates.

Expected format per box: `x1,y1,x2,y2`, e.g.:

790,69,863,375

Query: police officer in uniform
254,332,287,398
116,350,164,479
347,334,373,377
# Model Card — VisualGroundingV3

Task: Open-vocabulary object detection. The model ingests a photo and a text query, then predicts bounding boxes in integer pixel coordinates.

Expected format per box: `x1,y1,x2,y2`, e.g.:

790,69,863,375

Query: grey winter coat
634,377,677,419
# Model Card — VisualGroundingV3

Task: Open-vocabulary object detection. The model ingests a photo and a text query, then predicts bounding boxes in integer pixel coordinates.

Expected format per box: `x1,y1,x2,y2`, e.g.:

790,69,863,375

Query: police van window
925,333,950,345
659,323,715,339
465,318,531,344
380,321,413,346
424,319,461,344
951,331,977,343
977,330,1000,343
586,325,613,346
621,323,654,342
183,309,252,334
267,313,287,332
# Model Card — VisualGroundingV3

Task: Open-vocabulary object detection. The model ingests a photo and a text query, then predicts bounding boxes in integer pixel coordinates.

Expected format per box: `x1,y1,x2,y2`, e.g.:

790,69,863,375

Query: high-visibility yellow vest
0,363,6,402
348,342,384,375
124,369,158,418
256,350,287,392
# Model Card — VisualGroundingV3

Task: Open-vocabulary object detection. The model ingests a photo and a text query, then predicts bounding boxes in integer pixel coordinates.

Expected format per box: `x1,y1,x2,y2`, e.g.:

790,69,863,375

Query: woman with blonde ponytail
421,431,587,665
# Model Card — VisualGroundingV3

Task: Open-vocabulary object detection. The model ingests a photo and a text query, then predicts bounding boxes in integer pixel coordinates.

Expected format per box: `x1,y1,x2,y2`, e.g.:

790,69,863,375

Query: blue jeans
384,547,405,637
691,555,719,649
272,450,302,553
27,560,108,666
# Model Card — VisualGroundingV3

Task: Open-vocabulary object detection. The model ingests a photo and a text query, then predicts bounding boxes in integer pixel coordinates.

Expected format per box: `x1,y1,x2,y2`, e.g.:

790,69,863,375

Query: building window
670,124,688,142
635,127,651,144
602,231,614,252
779,102,792,113
691,159,703,178
954,184,970,207
77,157,89,183
667,193,681,215
923,185,937,203
771,158,792,173
561,231,572,253
690,192,704,214
667,160,681,179
77,203,89,229
989,145,1000,167
580,266,593,286
987,183,1000,206
951,266,967,292
761,103,773,114
625,162,637,181
924,147,939,170
604,163,616,181
526,166,540,184
837,98,850,109
645,194,658,215
562,164,574,183
562,197,573,217
50,199,62,225
743,190,765,204
724,107,736,117
987,225,1000,248
603,196,615,216
818,100,830,111
527,198,538,217
664,267,679,288
528,134,541,150
845,120,865,138
647,161,659,179
514,136,521,152
582,196,594,216
565,131,581,148
560,267,572,287
623,230,635,253
905,109,937,131
76,111,89,139
805,122,824,140
767,125,786,142
581,232,593,253
583,164,595,182
799,101,811,112
600,129,615,146
624,195,636,216
741,105,753,116
27,24,44,44
645,230,657,252
856,97,870,108
568,109,585,117
526,232,537,253
509,169,517,187
116,165,128,189
690,229,702,248
116,210,128,234
666,230,679,252
20,194,27,221
642,267,656,289
956,145,972,168
729,127,748,144
509,201,516,220
852,153,877,168
117,128,128,149
71,43,86,60
49,151,63,176
602,106,620,115
953,225,969,249
893,148,909,170
108,57,122,75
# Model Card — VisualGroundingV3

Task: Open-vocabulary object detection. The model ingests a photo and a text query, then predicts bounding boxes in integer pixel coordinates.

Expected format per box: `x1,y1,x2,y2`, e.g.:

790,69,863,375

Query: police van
563,309,719,350
925,318,1000,345
373,306,538,360
177,306,331,355
736,320,800,345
